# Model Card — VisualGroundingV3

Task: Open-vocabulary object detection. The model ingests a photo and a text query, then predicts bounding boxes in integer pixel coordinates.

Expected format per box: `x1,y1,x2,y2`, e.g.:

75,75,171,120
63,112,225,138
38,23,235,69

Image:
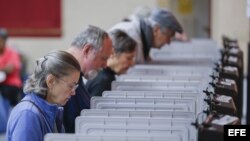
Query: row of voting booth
45,37,244,141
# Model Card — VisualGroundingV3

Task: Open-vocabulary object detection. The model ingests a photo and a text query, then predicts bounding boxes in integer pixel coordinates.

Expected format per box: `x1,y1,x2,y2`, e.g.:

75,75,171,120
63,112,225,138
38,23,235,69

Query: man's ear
82,44,93,57
46,74,56,89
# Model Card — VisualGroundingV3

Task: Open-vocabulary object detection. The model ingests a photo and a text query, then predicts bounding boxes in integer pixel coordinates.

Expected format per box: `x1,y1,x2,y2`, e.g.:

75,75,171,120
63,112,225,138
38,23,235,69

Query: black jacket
86,67,116,97
63,74,90,133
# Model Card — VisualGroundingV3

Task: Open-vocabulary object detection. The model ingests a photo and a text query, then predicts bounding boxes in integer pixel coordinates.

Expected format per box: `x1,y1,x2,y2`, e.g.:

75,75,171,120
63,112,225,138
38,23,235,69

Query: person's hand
174,32,190,42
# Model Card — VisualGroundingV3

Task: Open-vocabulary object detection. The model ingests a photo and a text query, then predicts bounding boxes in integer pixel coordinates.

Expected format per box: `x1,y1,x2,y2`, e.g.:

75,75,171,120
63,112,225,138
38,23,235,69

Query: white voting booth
116,75,210,83
80,109,195,120
111,81,208,94
101,91,206,112
148,40,221,66
45,39,221,141
75,117,196,141
126,66,214,76
90,97,196,113
162,39,218,50
44,133,179,141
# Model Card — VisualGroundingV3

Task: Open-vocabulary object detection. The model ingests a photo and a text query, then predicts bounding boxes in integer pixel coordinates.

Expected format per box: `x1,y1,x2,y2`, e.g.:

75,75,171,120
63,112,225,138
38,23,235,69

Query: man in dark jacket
63,25,113,133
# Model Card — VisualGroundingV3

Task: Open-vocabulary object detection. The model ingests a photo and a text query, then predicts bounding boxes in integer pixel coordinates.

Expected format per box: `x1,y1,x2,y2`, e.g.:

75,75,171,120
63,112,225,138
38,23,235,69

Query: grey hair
71,25,109,51
148,18,166,33
23,50,81,98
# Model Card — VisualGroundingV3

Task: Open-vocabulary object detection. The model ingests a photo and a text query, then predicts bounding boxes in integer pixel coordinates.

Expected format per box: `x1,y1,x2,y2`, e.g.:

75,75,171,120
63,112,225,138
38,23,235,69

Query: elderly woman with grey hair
6,50,81,141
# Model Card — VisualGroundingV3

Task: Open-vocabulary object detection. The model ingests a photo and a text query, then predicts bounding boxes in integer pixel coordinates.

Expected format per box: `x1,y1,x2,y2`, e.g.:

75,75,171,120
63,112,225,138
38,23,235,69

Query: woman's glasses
58,78,79,91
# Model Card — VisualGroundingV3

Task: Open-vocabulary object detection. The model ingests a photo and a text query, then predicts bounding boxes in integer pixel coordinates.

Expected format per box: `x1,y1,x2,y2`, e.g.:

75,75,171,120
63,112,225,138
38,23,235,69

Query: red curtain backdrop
0,0,61,37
